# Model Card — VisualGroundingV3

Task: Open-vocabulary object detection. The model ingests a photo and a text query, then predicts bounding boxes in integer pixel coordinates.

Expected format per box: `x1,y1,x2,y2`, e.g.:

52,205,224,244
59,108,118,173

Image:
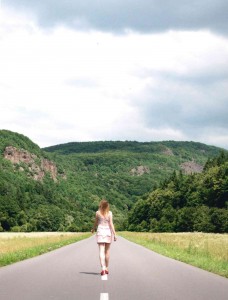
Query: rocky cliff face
180,161,204,174
3,146,62,181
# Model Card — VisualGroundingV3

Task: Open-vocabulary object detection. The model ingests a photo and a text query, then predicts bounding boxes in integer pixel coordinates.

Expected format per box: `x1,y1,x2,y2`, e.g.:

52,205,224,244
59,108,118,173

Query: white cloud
0,7,228,149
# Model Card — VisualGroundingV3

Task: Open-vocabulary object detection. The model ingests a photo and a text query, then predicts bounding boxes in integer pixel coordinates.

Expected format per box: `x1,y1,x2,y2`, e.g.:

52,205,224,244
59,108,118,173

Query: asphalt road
0,236,228,300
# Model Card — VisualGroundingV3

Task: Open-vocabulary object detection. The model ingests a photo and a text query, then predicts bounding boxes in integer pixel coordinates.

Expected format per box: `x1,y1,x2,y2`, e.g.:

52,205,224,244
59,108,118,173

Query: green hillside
0,130,226,232
128,151,228,232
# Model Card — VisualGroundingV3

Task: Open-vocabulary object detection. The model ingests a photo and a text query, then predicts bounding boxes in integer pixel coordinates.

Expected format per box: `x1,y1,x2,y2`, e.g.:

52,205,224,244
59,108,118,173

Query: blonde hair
99,199,110,216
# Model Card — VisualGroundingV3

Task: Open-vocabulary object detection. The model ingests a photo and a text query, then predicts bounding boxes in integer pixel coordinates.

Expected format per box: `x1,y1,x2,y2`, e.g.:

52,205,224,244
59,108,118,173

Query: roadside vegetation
120,232,228,278
0,232,90,267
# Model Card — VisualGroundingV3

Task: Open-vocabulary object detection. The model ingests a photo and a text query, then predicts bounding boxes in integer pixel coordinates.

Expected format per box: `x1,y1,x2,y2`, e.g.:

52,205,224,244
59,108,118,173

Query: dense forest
128,152,228,232
0,130,227,232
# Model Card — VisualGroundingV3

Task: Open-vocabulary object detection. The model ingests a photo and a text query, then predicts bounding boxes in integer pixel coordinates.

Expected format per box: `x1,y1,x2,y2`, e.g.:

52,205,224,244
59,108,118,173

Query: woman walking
91,199,117,275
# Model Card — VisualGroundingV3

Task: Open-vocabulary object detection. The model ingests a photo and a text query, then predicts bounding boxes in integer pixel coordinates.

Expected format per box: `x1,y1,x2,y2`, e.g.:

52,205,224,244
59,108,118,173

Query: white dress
96,211,112,244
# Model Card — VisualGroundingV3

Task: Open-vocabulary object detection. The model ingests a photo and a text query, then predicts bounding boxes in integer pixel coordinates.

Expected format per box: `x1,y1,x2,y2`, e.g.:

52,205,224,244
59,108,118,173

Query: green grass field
0,232,90,267
119,232,228,278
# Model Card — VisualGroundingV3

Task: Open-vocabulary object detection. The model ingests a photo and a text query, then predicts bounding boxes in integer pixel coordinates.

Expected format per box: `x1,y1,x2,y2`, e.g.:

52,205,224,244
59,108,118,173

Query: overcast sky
1,1,228,149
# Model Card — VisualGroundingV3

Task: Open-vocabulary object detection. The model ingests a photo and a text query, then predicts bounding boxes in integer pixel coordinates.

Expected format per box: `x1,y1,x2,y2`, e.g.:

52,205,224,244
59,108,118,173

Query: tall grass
0,232,90,267
119,232,228,278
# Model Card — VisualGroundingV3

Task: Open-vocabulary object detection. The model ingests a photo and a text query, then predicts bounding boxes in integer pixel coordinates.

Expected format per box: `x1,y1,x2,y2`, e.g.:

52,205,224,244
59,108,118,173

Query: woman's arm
91,212,98,233
109,212,117,241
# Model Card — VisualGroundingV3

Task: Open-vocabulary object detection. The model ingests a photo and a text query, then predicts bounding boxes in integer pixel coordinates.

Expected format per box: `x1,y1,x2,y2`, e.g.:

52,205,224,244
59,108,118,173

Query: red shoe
105,270,109,275
101,270,106,276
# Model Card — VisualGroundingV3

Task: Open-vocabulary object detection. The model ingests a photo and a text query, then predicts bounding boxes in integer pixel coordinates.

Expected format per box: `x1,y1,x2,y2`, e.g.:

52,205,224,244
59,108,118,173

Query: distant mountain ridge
44,140,221,176
0,129,226,232
43,140,220,155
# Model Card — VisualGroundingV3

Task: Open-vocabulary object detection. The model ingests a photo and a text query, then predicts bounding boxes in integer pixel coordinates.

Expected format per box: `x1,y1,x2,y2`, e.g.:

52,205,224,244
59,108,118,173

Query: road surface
0,236,228,300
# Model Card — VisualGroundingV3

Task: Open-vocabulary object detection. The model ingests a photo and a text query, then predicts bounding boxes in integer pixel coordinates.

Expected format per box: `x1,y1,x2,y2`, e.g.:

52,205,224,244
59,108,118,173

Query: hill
0,130,226,232
44,140,220,157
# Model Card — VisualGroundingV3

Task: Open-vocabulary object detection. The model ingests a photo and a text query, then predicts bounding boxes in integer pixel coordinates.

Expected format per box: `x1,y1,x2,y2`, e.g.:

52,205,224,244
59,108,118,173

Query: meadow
0,232,90,267
119,232,228,278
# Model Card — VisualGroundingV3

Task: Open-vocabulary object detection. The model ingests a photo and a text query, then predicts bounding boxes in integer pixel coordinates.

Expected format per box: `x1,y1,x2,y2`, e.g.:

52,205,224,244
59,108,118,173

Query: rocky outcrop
3,146,63,181
130,165,150,176
4,146,37,164
41,159,58,180
180,161,204,174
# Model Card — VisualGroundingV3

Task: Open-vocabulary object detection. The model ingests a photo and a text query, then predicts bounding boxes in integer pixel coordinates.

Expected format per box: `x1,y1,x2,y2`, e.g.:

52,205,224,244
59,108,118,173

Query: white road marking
100,293,109,300
100,272,108,298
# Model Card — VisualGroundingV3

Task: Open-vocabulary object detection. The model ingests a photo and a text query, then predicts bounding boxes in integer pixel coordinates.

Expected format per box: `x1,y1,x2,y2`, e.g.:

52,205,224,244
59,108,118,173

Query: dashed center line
100,274,108,299
100,293,109,300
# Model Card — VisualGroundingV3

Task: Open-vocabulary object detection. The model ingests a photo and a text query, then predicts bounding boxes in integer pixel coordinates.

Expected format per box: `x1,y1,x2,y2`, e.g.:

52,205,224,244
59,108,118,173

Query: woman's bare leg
105,243,111,270
98,243,106,269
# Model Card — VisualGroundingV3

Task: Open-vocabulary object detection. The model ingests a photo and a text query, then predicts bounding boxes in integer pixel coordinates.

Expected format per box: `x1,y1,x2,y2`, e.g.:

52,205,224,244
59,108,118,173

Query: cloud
131,69,228,149
128,30,228,143
138,79,228,128
5,0,228,35
1,6,228,150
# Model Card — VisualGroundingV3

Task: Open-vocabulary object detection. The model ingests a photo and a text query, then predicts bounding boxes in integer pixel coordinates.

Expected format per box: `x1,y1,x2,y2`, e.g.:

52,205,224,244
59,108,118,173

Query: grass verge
119,232,228,278
0,232,90,267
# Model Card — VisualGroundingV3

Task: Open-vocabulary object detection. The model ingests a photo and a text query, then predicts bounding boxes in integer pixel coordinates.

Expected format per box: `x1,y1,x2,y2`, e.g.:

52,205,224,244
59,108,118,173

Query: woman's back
97,211,112,227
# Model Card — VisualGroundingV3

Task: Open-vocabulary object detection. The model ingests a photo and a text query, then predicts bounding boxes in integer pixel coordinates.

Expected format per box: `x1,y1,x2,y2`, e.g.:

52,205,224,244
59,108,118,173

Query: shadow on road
80,271,100,276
